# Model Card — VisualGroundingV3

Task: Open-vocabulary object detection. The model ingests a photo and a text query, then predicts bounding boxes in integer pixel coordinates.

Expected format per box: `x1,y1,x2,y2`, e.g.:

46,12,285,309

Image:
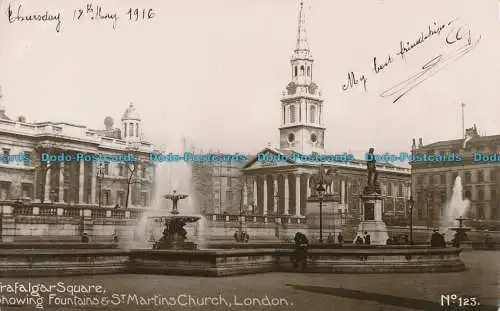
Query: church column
44,162,51,202
341,179,346,207
91,162,97,204
263,176,268,215
284,174,289,215
273,175,278,213
295,174,301,216
253,177,257,208
78,160,85,203
306,174,311,198
243,179,248,206
58,162,64,202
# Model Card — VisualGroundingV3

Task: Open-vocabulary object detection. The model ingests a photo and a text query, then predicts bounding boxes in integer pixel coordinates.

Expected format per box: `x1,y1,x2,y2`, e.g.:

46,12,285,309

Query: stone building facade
0,93,156,208
410,125,500,226
191,152,247,214
239,2,410,223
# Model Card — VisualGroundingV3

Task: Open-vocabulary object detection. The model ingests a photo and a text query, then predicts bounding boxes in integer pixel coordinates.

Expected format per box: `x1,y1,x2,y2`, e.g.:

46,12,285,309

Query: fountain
440,176,471,242
152,191,201,250
130,138,206,249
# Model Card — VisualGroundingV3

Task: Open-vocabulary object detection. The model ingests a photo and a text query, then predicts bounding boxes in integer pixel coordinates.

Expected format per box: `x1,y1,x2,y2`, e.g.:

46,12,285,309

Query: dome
121,102,141,121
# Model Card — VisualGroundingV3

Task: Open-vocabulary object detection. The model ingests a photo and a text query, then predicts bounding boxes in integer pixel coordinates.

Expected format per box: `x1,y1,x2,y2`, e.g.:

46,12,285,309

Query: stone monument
354,148,389,245
306,165,341,242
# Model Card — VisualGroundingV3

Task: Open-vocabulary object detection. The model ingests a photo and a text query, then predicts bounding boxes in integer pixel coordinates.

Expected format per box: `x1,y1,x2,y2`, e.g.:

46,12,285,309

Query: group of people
355,231,371,245
327,232,343,244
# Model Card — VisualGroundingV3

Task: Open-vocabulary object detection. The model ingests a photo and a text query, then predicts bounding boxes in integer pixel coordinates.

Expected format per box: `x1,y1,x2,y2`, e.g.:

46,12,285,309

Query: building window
307,66,310,76
464,187,472,199
491,189,497,200
491,170,497,182
477,171,484,182
440,174,446,184
116,191,124,206
24,152,32,166
300,65,304,75
397,184,403,197
290,105,296,123
141,166,147,178
477,188,484,201
104,163,109,175
464,171,471,183
136,124,139,137
2,149,10,164
226,190,232,202
294,66,297,77
428,175,434,185
124,123,127,138
387,183,393,196
129,123,134,137
103,190,110,206
478,206,485,219
227,176,232,187
416,176,423,185
309,106,316,123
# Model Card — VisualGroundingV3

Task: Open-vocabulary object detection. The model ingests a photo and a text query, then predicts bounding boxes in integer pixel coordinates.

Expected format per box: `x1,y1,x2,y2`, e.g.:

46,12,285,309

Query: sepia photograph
0,0,499,310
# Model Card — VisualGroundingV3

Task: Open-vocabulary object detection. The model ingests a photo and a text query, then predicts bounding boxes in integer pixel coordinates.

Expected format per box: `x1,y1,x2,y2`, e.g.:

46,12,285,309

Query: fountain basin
0,246,466,277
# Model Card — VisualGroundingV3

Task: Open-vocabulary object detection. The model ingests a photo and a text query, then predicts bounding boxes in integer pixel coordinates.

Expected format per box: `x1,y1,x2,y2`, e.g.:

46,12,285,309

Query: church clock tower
279,1,325,154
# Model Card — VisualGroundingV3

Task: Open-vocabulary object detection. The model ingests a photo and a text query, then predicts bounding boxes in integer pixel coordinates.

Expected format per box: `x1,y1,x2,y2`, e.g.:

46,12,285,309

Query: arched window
124,123,127,138
300,65,305,75
136,123,139,137
294,66,298,77
129,123,134,137
307,66,310,76
309,106,316,123
290,105,296,123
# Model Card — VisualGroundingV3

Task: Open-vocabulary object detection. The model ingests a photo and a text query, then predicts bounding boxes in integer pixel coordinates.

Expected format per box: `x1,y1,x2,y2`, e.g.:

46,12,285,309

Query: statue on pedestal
365,148,381,194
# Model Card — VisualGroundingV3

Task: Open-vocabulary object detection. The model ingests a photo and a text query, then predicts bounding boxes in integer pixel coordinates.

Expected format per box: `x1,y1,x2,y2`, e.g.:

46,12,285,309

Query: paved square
0,251,498,311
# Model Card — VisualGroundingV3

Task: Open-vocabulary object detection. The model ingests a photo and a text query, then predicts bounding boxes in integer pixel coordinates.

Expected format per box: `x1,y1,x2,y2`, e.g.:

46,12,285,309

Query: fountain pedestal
154,216,200,250
354,187,389,245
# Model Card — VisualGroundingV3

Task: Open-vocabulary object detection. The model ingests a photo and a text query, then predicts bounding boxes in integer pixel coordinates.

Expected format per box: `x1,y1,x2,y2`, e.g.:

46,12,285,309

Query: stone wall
1,203,498,244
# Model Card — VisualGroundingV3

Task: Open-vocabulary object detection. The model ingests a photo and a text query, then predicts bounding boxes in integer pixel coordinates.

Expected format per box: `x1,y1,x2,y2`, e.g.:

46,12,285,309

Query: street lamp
316,183,326,243
408,195,414,245
97,163,104,208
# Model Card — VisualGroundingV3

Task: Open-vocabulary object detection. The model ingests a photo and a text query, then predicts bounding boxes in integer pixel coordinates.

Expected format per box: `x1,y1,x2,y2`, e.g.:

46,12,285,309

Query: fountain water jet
129,139,207,249
440,176,471,241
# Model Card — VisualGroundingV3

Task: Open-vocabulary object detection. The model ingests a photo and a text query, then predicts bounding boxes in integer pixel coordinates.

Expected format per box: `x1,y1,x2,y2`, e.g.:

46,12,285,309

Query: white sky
1,0,499,158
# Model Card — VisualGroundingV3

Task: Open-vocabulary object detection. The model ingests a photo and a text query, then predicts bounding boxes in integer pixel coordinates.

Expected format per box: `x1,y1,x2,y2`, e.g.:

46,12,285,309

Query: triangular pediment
242,147,296,170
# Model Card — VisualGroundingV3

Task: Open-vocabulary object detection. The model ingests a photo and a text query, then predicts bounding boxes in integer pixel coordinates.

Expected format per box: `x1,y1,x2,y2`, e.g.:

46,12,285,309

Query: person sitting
364,232,371,245
81,233,89,243
355,235,363,245
293,232,309,271
430,229,442,247
327,233,335,244
337,233,343,245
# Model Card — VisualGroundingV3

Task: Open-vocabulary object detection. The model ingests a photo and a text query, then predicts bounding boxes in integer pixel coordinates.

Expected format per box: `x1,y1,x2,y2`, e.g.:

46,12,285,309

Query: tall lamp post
316,183,326,243
408,195,414,245
97,163,104,208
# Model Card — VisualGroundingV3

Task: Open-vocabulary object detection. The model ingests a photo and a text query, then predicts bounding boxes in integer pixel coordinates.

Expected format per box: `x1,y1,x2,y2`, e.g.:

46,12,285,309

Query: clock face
311,133,317,142
288,133,295,143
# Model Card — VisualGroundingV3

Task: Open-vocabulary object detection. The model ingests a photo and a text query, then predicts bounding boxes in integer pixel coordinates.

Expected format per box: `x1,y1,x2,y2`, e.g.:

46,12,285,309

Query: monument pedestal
354,192,388,245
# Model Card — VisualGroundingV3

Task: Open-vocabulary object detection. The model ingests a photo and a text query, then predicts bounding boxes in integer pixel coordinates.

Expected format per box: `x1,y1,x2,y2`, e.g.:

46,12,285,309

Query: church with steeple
241,1,411,225
279,1,325,154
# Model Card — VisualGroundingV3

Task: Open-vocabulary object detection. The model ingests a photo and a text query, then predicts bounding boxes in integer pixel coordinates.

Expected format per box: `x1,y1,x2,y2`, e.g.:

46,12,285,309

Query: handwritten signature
380,26,481,103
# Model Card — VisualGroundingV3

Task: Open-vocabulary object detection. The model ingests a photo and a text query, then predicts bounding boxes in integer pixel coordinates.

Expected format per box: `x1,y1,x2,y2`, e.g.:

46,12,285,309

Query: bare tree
123,153,150,208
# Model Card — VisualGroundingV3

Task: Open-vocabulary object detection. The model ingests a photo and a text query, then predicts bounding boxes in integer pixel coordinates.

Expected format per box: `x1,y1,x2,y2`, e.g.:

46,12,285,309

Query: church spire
293,1,312,60
295,1,309,52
